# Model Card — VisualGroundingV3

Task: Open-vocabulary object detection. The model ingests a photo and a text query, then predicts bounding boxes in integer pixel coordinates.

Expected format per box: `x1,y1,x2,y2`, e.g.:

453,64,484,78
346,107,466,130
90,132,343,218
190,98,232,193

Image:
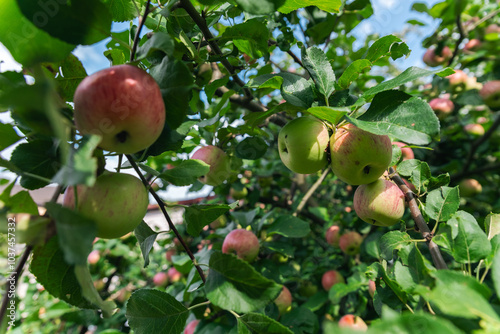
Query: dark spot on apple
354,161,360,165
363,165,371,174
371,219,377,224
116,131,128,143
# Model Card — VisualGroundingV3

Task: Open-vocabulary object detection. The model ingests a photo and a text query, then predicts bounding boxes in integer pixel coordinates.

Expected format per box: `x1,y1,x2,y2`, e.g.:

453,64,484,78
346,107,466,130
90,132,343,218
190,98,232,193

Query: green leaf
337,59,372,89
301,47,336,98
150,56,194,129
431,270,491,300
329,281,364,304
53,53,88,103
10,139,61,190
137,120,192,159
370,312,463,334
485,213,500,240
221,19,270,59
267,215,311,238
126,289,189,334
233,0,286,14
52,135,100,187
102,0,137,22
424,186,460,222
205,252,282,313
160,159,210,186
235,137,268,160
0,1,75,66
306,106,348,125
137,32,175,60
447,211,491,264
365,35,410,63
281,307,318,334
7,191,39,216
45,203,96,266
135,221,158,268
185,204,235,237
0,122,21,151
367,262,408,305
278,0,342,14
379,231,413,261
16,0,111,45
347,90,440,145
30,236,96,309
238,313,293,334
492,246,500,302
397,159,432,194
280,73,315,108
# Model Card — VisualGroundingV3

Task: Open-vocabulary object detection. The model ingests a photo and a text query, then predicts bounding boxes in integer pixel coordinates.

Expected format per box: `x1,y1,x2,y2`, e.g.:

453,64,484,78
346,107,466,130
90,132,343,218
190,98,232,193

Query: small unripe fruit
447,69,469,86
368,280,376,298
354,179,405,227
464,124,485,136
326,225,341,247
423,46,452,67
153,272,169,287
459,179,482,197
321,270,345,291
463,39,481,52
393,142,414,160
429,98,454,120
165,249,176,262
274,286,292,315
87,250,101,265
191,146,231,186
338,314,368,331
479,81,500,109
184,319,200,334
167,267,182,283
222,229,260,262
339,231,363,256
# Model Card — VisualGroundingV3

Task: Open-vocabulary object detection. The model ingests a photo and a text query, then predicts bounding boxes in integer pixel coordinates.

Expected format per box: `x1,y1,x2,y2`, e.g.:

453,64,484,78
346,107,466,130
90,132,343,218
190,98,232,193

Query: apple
153,272,169,287
464,123,485,136
165,249,176,262
479,81,500,109
87,250,101,265
459,178,482,197
353,179,405,227
463,39,481,52
73,65,165,154
230,187,248,200
422,46,452,67
184,319,200,334
326,225,341,247
278,116,330,174
338,314,368,331
210,215,227,229
339,231,363,256
429,98,454,120
274,286,292,315
368,280,376,298
393,142,414,160
447,69,469,86
191,145,231,186
167,267,182,283
330,124,392,185
321,270,345,291
298,281,318,297
63,172,149,239
486,23,500,35
222,229,260,262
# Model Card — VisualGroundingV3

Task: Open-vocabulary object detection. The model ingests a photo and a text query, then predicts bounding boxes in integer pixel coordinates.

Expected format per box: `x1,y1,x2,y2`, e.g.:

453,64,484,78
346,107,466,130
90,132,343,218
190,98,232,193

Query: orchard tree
0,0,500,333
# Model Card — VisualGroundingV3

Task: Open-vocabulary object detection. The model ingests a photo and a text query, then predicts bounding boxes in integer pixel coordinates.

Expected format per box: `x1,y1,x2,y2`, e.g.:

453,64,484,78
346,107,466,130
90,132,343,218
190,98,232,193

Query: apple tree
0,0,499,333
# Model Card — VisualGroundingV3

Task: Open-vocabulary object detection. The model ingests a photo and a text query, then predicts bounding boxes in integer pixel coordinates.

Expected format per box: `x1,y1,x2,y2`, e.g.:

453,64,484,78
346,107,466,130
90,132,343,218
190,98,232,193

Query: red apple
463,39,481,52
222,229,260,262
326,225,341,247
321,270,345,291
429,98,454,120
393,142,414,160
353,179,405,227
191,145,231,186
153,272,169,287
73,65,165,154
422,46,452,67
338,314,368,331
184,319,200,334
87,250,101,265
330,124,392,185
167,267,182,283
368,280,376,298
458,179,482,197
165,249,176,262
486,23,500,35
274,286,292,315
464,124,485,136
339,231,363,256
479,81,500,109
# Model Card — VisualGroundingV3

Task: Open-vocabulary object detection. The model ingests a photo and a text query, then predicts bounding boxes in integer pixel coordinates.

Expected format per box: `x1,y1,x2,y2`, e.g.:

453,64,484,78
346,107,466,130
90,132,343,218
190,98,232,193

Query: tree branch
130,0,152,62
447,14,465,66
293,168,330,216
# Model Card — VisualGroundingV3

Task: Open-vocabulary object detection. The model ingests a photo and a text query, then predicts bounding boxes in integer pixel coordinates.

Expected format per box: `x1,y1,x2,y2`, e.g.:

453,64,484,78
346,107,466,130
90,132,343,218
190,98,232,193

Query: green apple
274,286,292,315
479,81,500,109
459,178,482,197
278,116,330,174
338,314,368,331
222,229,260,262
321,270,345,291
298,281,318,297
230,186,248,200
353,179,405,227
191,145,231,186
330,124,392,185
339,231,363,256
73,65,166,154
63,172,149,239
429,97,454,120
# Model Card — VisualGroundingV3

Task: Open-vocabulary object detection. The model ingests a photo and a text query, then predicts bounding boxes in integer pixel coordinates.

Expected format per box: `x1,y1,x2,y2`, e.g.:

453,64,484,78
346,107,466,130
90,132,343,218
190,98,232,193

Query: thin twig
465,8,500,33
293,168,330,216
388,167,448,270
447,14,465,66
130,0,152,62
125,155,206,283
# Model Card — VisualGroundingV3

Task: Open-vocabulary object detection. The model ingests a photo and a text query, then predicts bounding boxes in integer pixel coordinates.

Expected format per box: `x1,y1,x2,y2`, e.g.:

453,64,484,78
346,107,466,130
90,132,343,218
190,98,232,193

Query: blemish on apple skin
354,161,360,166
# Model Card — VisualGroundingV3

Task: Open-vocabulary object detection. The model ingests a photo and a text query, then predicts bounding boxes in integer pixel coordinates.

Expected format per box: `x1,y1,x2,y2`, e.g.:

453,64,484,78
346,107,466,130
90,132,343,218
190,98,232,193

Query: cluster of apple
278,116,406,227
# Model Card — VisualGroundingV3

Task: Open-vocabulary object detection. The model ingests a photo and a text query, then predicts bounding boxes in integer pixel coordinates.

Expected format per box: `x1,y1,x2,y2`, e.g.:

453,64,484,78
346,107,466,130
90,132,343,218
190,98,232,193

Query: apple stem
388,167,448,270
125,155,207,283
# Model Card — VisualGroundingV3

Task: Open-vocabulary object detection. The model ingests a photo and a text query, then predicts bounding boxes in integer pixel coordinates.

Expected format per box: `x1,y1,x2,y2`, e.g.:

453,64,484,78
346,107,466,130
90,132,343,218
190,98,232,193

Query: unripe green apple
191,145,231,186
429,98,454,120
321,270,345,291
298,281,318,297
73,65,165,154
326,225,341,247
278,116,329,174
393,142,414,160
184,319,200,334
464,124,485,136
339,231,363,256
222,229,260,262
422,46,452,67
153,272,169,287
353,179,405,227
63,172,149,239
479,81,500,109
274,286,292,315
459,178,482,197
330,124,392,185
230,187,248,200
338,314,368,331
